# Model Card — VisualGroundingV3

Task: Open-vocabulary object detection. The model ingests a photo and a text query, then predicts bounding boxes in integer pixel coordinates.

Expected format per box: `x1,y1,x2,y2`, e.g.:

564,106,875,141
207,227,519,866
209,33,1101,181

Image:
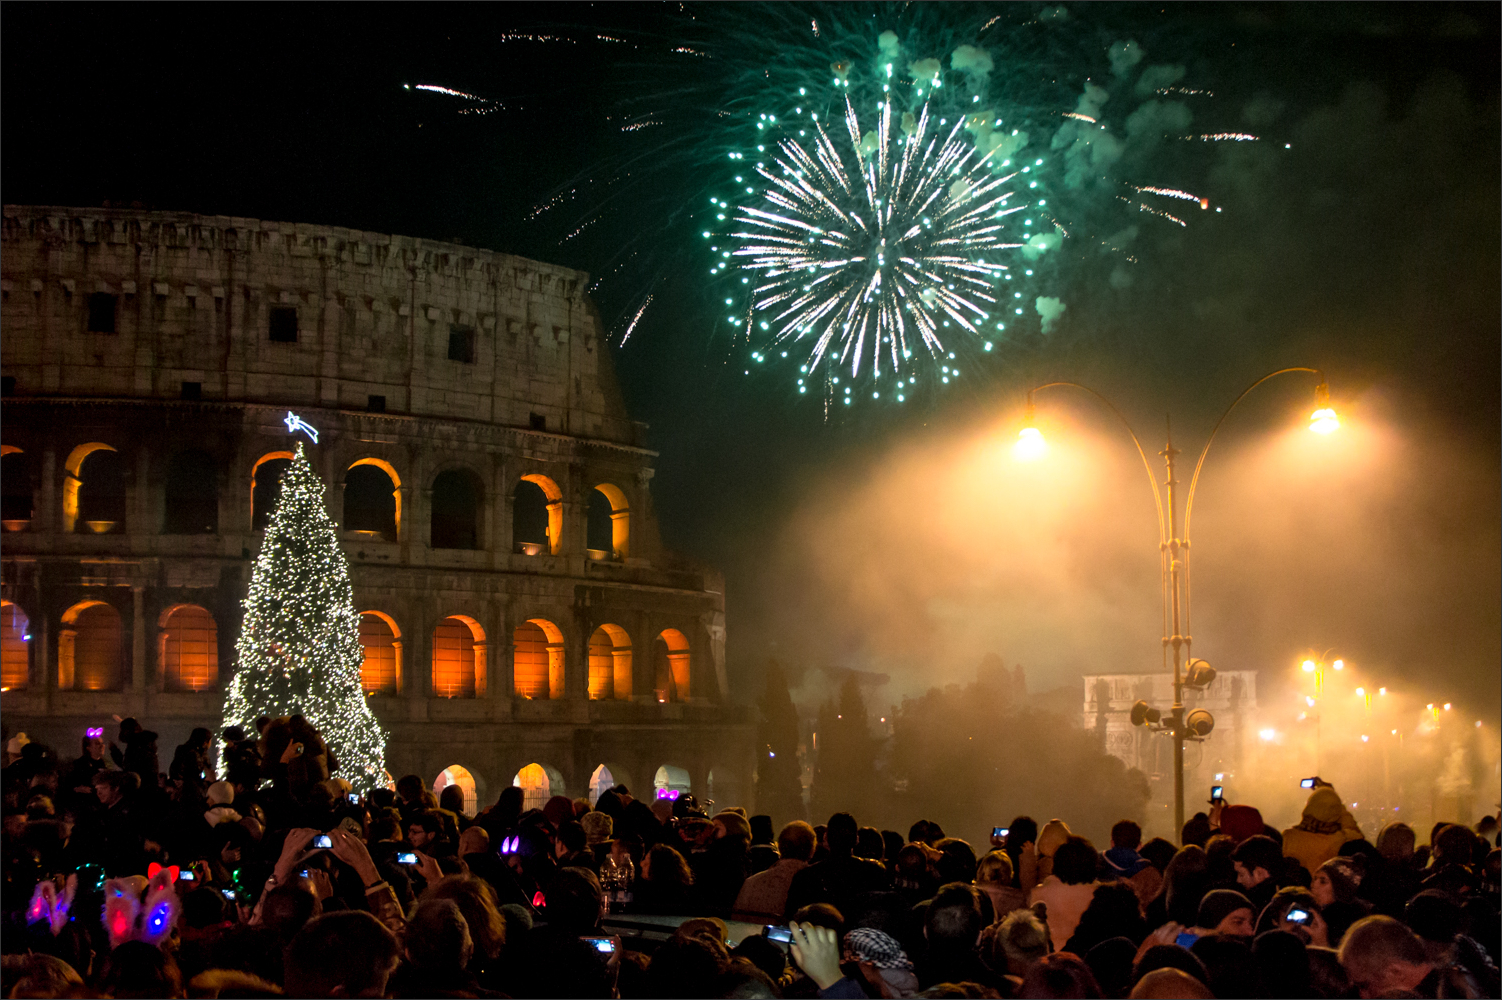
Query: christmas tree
223,443,387,792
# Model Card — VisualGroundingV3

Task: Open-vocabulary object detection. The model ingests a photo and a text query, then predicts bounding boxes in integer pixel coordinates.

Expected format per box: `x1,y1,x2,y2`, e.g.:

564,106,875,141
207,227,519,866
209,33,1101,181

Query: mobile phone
1285,908,1312,926
220,889,237,902
179,871,196,881
347,793,360,804
582,935,616,954
299,869,311,879
1174,931,1200,949
763,925,793,943
1210,785,1224,802
397,852,418,865
993,826,1009,838
312,834,333,849
1300,777,1317,789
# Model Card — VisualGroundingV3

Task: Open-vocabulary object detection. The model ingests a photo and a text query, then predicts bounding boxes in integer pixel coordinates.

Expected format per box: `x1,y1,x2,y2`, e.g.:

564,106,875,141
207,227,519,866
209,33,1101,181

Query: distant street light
1016,368,1340,837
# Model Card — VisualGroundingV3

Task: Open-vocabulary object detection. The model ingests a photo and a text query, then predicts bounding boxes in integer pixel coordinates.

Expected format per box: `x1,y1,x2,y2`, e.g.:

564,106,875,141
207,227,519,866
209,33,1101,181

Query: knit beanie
1317,857,1362,903
1218,805,1264,844
581,810,614,844
1196,889,1254,931
714,809,752,842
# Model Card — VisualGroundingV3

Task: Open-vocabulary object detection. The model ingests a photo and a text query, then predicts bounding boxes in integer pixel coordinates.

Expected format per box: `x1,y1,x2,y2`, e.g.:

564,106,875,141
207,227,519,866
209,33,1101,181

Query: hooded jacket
1281,787,1362,876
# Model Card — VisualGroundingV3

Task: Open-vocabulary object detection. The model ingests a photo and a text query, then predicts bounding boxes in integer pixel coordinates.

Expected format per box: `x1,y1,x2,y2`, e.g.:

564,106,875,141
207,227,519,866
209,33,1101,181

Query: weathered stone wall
0,207,755,811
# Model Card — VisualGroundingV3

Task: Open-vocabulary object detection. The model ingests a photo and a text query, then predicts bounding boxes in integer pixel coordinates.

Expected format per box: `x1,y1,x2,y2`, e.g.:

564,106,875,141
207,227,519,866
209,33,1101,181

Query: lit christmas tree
223,442,387,792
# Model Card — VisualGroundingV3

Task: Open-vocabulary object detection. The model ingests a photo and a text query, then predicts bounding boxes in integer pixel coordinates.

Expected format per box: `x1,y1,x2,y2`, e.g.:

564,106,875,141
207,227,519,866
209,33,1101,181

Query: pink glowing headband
86,727,104,739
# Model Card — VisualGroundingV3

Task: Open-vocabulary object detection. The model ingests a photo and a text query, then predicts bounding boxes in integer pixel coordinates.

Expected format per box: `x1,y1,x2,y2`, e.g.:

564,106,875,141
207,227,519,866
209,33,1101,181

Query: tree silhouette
811,675,878,823
755,659,806,826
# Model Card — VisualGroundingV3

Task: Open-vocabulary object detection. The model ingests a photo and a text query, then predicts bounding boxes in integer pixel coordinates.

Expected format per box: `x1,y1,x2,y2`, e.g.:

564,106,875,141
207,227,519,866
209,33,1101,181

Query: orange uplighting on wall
433,764,478,816
513,763,551,812
63,443,121,534
159,604,219,692
61,601,123,691
1,601,30,690
593,483,631,559
359,612,401,695
514,618,564,699
432,616,483,699
520,474,564,555
654,628,691,702
588,624,632,700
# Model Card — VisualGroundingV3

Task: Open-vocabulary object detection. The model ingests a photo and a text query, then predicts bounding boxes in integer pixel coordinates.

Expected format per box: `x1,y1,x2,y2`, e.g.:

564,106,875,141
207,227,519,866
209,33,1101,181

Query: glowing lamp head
1014,424,1046,462
1309,381,1339,434
1356,687,1365,696
1301,660,1316,673
1332,659,1344,670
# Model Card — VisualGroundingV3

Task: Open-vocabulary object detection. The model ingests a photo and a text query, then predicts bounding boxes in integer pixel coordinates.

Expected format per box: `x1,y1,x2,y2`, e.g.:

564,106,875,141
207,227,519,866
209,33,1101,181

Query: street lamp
1016,368,1340,837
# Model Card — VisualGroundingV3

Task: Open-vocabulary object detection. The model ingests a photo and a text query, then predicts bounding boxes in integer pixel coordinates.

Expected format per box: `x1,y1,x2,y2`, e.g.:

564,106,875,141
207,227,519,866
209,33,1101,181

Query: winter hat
206,781,235,807
714,810,752,842
1301,788,1346,824
1219,805,1264,844
1037,819,1072,858
844,928,914,971
543,795,575,831
1196,889,1255,931
581,811,613,845
1317,857,1363,903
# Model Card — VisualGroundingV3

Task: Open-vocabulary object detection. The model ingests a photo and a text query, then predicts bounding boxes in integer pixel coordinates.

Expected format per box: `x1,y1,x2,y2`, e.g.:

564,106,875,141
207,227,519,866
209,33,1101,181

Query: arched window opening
67,444,125,534
653,765,692,801
588,624,632,701
431,469,482,550
163,451,220,534
60,601,123,691
345,461,399,541
251,453,294,531
359,612,400,695
588,764,616,805
514,475,564,556
432,616,483,699
706,768,743,813
513,618,564,700
1,601,31,690
1,450,34,529
159,604,219,692
434,765,478,816
652,629,691,703
590,483,630,560
513,763,555,814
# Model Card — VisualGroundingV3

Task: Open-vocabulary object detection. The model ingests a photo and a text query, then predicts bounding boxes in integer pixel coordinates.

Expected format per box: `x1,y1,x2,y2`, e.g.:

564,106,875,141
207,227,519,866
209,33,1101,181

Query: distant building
1082,670,1258,788
0,205,755,813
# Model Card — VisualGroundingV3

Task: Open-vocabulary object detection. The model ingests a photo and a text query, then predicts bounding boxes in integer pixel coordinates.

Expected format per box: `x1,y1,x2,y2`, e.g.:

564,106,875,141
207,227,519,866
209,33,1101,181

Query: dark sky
5,3,1497,708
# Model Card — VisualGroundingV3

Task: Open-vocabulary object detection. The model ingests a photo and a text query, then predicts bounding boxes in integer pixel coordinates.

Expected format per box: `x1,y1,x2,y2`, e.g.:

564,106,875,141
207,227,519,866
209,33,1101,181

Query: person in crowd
1105,820,1164,909
1030,834,1102,950
284,910,402,998
691,809,752,917
1194,889,1256,937
1282,781,1363,874
1021,951,1104,998
973,849,1025,917
635,842,696,915
1230,834,1285,916
784,812,890,920
1215,803,1266,846
734,819,815,924
1337,914,1436,998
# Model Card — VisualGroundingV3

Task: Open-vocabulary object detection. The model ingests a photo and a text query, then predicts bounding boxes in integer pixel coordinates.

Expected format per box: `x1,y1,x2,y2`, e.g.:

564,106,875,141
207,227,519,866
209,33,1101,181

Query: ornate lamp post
1015,368,1341,837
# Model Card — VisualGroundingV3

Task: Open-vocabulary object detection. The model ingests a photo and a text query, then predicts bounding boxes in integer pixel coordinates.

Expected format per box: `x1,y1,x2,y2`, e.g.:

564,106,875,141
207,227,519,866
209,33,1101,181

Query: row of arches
358,612,694,702
436,763,705,817
1,445,633,558
0,599,695,703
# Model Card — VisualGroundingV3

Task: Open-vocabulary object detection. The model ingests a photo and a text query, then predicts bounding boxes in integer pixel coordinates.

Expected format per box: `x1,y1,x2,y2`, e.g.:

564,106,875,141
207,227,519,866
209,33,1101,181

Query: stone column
130,585,147,693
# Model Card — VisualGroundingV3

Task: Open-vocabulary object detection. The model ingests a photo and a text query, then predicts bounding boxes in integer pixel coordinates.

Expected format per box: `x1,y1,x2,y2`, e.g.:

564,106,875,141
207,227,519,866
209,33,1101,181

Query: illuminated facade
0,205,755,810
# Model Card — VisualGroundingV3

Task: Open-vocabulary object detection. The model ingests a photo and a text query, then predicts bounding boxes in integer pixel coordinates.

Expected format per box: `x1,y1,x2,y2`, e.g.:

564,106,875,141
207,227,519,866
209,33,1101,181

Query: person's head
1196,889,1255,937
6,953,85,998
285,911,401,998
83,733,105,759
1187,934,1256,999
934,838,978,884
93,769,130,806
975,850,1014,886
1128,967,1213,999
1110,820,1142,851
1311,857,1361,907
547,867,605,934
556,819,587,856
1053,835,1099,886
1403,889,1463,963
1037,819,1072,858
261,879,322,941
644,843,693,885
1231,835,1282,891
100,941,182,1000
408,810,446,849
1375,821,1416,862
1432,822,1477,865
1181,812,1212,848
1021,951,1103,999
733,934,787,983
895,843,930,883
1337,915,1433,999
188,726,213,750
855,825,884,860
422,874,507,961
438,784,467,817
791,902,845,936
404,898,472,970
645,932,729,998
1139,838,1177,873
1131,945,1209,994
368,811,401,843
908,819,933,844
925,884,984,949
181,886,229,930
714,810,752,844
777,820,816,862
826,812,858,855
1252,929,1311,998
985,909,1049,977
1007,816,1039,850
1162,845,1210,926
1218,805,1265,845
458,824,490,857
1083,937,1137,1000
581,810,613,845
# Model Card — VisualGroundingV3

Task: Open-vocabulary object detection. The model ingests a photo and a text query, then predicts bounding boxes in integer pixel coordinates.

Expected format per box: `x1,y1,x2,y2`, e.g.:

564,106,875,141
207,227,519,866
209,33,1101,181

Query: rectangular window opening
529,412,546,431
448,324,476,364
367,394,386,413
87,293,118,333
268,306,299,342
1,377,14,397
180,381,202,401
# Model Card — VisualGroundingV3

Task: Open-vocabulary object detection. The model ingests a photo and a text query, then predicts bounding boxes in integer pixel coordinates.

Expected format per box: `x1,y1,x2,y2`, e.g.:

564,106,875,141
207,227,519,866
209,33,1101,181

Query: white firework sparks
729,96,1022,382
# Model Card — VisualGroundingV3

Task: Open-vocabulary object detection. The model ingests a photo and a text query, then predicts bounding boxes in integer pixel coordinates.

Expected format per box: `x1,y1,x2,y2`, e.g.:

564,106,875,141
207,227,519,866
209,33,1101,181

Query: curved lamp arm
1029,382,1166,545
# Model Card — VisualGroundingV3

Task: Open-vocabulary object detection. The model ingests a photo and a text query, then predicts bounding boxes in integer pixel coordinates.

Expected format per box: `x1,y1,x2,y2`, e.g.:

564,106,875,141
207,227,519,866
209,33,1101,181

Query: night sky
5,3,1497,709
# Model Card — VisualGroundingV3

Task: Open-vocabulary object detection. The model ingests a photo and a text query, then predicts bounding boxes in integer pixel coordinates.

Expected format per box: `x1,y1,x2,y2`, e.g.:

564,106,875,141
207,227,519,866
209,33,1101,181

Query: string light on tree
222,440,386,792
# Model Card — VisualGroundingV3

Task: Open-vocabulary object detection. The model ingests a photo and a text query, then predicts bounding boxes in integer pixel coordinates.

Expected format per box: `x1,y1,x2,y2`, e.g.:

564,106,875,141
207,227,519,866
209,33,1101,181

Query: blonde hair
975,850,1014,886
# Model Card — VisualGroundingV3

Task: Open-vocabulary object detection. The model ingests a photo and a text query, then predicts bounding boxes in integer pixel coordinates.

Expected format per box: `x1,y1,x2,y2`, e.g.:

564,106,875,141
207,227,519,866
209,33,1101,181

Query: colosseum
0,204,756,814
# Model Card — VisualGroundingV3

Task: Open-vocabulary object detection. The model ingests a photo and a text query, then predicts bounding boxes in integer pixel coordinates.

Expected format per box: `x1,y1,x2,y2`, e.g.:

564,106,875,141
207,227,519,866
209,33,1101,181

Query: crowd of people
1,715,1498,998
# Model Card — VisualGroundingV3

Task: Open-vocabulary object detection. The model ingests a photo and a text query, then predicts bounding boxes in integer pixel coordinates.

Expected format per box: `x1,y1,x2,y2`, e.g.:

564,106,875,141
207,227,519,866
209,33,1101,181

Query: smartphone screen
397,852,418,865
1285,908,1312,926
1211,785,1224,801
582,936,616,954
179,871,196,881
220,889,237,902
1174,931,1200,949
347,793,360,804
992,826,1009,838
1300,778,1316,789
763,925,793,943
312,834,333,849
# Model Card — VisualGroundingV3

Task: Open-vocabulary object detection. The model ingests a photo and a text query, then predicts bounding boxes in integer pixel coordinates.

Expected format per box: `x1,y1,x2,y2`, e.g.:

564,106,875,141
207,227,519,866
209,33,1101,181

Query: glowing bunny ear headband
499,835,521,855
102,866,181,949
26,875,78,935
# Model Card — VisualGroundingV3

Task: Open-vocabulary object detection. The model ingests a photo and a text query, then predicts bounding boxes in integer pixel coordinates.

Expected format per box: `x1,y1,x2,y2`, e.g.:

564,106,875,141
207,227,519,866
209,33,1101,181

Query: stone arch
513,762,566,813
587,762,635,805
64,442,124,534
587,624,633,701
1,600,31,690
430,467,483,550
1,447,34,529
513,618,564,699
653,764,692,801
60,600,123,691
345,458,401,542
433,764,479,817
432,615,486,699
250,451,295,530
652,628,692,703
358,611,402,695
163,450,220,534
587,483,630,560
517,474,563,555
157,603,219,692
